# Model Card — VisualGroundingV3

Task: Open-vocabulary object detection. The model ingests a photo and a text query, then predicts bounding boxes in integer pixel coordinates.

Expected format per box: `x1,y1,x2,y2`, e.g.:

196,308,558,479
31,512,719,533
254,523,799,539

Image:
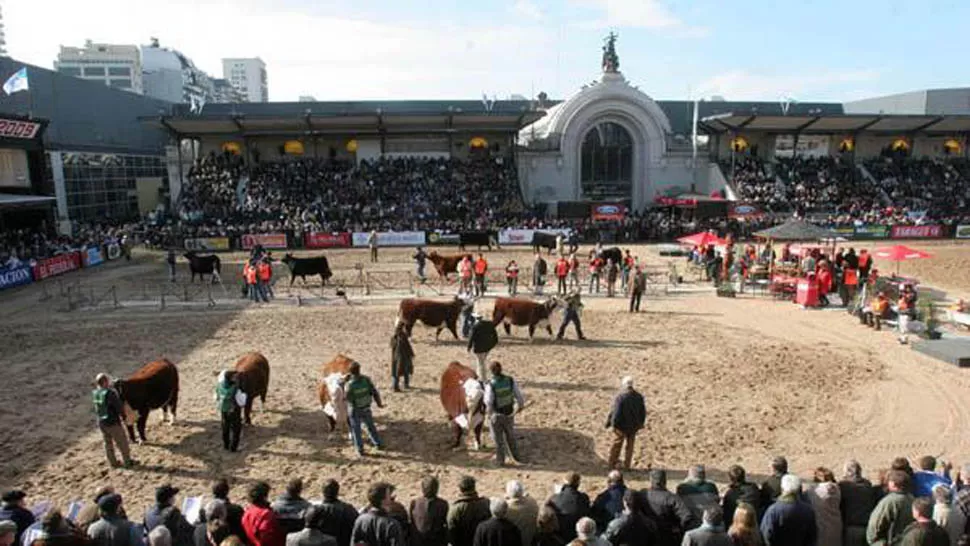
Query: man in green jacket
867,470,914,546
215,370,246,452
92,373,135,468
345,361,385,457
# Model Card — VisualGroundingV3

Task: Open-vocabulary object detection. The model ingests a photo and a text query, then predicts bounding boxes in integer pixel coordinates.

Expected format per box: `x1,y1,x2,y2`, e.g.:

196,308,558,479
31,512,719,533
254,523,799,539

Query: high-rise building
212,78,244,103
222,58,268,102
140,38,212,107
54,40,143,94
0,5,8,57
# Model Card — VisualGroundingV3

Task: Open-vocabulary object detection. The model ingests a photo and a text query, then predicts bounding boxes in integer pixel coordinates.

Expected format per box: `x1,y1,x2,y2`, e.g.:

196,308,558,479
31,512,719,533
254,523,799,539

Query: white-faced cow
491,296,562,339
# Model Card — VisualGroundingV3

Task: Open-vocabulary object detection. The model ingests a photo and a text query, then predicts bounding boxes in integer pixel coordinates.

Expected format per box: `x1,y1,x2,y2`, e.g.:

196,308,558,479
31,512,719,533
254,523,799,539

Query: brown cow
114,359,179,444
492,296,562,339
397,296,469,340
439,361,486,450
317,354,353,431
234,352,270,425
427,251,473,279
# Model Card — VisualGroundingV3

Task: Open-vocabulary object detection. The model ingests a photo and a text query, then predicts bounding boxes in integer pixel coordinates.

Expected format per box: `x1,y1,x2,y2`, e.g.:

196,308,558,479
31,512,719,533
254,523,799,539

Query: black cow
183,252,221,282
599,247,623,265
459,231,499,251
531,231,561,255
280,253,333,285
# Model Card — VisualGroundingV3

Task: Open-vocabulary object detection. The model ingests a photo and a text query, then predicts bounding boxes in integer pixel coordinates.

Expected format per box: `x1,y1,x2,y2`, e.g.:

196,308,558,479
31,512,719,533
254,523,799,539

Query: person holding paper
215,371,246,452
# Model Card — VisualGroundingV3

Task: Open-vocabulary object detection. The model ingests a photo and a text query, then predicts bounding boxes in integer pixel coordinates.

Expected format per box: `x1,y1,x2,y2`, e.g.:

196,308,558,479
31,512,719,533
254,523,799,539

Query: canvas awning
754,219,839,241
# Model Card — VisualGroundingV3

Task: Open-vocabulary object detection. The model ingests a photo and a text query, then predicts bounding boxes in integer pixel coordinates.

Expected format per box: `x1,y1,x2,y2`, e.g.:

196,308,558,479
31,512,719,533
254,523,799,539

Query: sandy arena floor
2,242,969,512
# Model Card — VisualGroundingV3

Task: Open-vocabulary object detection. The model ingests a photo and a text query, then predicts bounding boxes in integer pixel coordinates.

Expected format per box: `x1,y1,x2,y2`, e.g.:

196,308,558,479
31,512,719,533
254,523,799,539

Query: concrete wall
844,91,928,114
926,89,970,115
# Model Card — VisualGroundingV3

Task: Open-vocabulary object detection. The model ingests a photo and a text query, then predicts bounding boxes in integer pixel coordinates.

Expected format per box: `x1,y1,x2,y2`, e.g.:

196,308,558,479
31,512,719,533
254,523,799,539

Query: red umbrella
872,245,932,276
677,231,727,247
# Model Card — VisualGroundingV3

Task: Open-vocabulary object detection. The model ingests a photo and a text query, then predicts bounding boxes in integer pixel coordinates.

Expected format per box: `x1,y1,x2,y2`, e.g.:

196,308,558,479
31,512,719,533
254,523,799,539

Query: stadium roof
145,100,545,137
0,193,56,209
699,112,970,135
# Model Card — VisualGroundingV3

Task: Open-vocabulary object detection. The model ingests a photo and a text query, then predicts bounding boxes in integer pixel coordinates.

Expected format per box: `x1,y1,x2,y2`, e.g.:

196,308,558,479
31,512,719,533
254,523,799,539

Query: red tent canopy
872,245,932,261
677,231,727,247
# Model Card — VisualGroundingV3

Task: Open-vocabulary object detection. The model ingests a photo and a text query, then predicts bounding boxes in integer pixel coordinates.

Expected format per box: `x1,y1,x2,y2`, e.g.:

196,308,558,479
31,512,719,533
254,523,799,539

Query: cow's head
112,380,137,426
544,296,563,313
463,378,484,414
183,251,197,259
322,373,349,431
427,251,441,261
281,253,295,265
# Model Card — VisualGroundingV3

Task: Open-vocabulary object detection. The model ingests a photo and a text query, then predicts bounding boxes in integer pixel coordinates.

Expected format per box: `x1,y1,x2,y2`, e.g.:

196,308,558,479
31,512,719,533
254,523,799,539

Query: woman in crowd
727,502,761,546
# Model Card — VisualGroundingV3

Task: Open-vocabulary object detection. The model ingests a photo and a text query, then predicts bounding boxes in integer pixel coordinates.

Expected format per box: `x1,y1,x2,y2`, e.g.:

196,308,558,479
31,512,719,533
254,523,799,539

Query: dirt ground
2,242,970,514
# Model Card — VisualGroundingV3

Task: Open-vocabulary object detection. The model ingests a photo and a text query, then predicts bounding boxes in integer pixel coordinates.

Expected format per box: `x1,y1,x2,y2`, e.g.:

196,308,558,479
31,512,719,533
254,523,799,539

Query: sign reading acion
0,119,41,139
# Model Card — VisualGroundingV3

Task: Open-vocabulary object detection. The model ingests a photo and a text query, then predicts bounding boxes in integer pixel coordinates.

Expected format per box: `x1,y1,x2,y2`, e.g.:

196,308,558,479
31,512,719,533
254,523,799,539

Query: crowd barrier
0,242,127,293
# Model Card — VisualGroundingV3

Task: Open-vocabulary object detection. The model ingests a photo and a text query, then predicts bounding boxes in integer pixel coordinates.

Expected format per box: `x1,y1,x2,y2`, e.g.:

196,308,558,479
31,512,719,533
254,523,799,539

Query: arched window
580,122,633,200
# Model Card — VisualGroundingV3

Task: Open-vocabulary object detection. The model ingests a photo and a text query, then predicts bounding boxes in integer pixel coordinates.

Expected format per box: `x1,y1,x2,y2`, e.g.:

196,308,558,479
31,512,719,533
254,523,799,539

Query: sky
4,0,968,103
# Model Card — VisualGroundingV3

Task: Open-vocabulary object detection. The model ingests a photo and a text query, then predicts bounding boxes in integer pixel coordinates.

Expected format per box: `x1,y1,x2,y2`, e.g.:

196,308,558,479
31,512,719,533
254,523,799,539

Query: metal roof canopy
699,113,970,135
0,193,56,209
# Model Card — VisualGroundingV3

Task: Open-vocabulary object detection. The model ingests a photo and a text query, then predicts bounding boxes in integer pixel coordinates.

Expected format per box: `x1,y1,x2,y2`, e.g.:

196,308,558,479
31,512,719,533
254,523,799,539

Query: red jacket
242,504,284,546
257,262,272,282
555,259,569,277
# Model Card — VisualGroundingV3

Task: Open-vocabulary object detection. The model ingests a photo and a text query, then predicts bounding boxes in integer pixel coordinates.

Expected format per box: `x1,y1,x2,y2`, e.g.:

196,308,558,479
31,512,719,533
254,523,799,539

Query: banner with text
241,233,288,250
891,225,943,239
0,264,33,291
184,237,231,251
957,225,970,239
351,231,426,247
83,246,104,267
498,228,572,245
853,225,890,240
304,232,351,249
591,204,626,221
426,232,461,245
33,252,82,281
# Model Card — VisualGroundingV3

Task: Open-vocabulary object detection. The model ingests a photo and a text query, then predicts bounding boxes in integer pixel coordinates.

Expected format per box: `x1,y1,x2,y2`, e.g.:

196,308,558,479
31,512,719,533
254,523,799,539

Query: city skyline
4,0,968,103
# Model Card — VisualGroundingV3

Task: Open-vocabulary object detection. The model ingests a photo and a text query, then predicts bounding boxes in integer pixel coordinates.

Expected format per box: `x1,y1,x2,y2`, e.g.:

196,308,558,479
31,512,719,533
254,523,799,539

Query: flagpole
26,68,33,120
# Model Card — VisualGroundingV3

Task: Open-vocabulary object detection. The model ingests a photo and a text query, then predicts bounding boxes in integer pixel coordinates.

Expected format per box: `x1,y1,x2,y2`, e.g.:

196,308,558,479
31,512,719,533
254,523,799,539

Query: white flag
3,67,29,95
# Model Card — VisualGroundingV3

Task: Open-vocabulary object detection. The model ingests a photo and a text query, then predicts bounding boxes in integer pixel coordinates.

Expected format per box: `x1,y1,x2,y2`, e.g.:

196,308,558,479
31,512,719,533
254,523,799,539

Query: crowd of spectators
722,158,787,212
3,454,970,546
0,225,131,271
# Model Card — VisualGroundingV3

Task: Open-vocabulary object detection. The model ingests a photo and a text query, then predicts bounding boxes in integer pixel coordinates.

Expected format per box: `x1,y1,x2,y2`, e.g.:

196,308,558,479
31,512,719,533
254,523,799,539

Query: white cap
621,376,633,388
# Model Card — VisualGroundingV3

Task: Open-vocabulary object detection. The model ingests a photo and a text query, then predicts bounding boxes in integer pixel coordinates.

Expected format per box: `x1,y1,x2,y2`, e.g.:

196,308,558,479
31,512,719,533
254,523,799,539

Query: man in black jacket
642,470,694,546
602,490,658,546
211,479,245,543
316,480,358,546
606,377,646,470
721,465,760,529
548,473,590,542
837,460,878,546
272,479,311,535
468,316,499,380
472,499,521,546
0,491,34,546
143,485,191,546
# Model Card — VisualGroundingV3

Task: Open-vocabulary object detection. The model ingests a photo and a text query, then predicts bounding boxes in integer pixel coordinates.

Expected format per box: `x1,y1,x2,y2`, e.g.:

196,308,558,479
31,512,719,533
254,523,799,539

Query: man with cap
0,492,34,546
87,494,143,546
91,373,135,468
556,291,586,341
467,314,499,381
484,362,525,466
214,371,246,452
605,377,646,470
344,361,385,457
143,485,190,546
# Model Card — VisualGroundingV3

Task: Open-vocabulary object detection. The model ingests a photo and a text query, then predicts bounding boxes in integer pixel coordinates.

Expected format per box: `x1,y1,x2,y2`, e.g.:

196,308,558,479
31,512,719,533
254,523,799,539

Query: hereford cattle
397,296,470,340
234,352,270,425
114,359,179,444
317,354,354,431
599,247,623,265
459,231,499,252
281,253,333,285
427,251,473,279
492,296,562,339
531,232,561,255
440,361,486,450
184,252,221,282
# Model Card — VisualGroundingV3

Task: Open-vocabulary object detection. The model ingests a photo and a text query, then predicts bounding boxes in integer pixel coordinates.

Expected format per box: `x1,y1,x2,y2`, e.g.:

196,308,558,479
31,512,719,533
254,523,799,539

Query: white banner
351,231,426,247
498,228,572,245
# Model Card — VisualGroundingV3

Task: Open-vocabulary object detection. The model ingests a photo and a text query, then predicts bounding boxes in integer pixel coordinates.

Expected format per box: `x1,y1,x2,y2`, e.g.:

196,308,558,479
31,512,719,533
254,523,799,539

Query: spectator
605,377,646,471
74,486,120,535
272,479,311,536
726,503,761,546
948,465,970,544
548,473,590,543
87,494,143,546
149,528,171,546
0,491,34,546
912,456,951,499
472,499,520,546
572,518,608,546
804,467,841,546
284,507,335,546
533,504,563,546
351,483,404,546
193,501,230,546
242,482,284,546
533,253,548,296
409,476,449,546
838,460,878,546
681,505,731,546
316,480,357,546
759,475,816,546
721,466,760,529
642,469,694,546
502,481,537,546
382,486,409,538
31,510,88,546
0,521,16,546
211,480,244,542
759,457,788,514
898,497,948,546
143,485,191,546
447,476,490,546
867,470,914,546
473,254,488,297
676,466,720,527
590,472,626,532
931,485,951,531
601,490,657,546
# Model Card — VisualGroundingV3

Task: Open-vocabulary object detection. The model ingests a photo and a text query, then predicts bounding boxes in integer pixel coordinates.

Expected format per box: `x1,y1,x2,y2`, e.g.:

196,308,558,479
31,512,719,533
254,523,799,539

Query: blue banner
84,246,104,267
0,264,34,290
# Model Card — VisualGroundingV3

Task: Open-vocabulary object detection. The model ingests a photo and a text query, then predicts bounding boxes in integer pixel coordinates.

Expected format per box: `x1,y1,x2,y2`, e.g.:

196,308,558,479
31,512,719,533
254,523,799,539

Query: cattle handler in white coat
484,362,526,466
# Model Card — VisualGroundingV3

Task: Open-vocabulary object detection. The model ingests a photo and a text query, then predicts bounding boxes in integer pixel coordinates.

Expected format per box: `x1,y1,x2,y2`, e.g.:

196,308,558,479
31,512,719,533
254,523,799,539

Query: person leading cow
92,373,136,468
215,370,246,452
484,362,525,467
345,361,385,457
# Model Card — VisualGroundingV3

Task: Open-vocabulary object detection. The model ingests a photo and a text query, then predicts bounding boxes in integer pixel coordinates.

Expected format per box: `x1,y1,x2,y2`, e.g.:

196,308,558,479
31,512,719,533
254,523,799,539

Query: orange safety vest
257,262,271,282
858,254,871,268
844,268,858,286
556,260,569,277
243,264,257,284
474,259,487,275
873,298,888,314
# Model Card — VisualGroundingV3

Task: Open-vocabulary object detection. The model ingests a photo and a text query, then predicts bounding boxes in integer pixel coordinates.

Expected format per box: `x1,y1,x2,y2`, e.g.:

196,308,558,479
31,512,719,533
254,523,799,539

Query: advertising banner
891,225,943,239
426,232,461,245
33,252,82,280
853,225,890,240
106,243,122,260
0,118,42,139
304,232,351,249
351,231,426,247
956,225,970,239
728,203,764,219
832,226,856,238
184,237,231,251
497,228,572,245
591,203,626,221
84,246,104,267
241,233,287,250
0,264,33,291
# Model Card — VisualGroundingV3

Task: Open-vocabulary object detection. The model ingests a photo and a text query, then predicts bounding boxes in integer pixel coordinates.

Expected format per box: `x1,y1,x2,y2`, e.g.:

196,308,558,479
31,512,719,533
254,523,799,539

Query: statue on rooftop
602,32,619,73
